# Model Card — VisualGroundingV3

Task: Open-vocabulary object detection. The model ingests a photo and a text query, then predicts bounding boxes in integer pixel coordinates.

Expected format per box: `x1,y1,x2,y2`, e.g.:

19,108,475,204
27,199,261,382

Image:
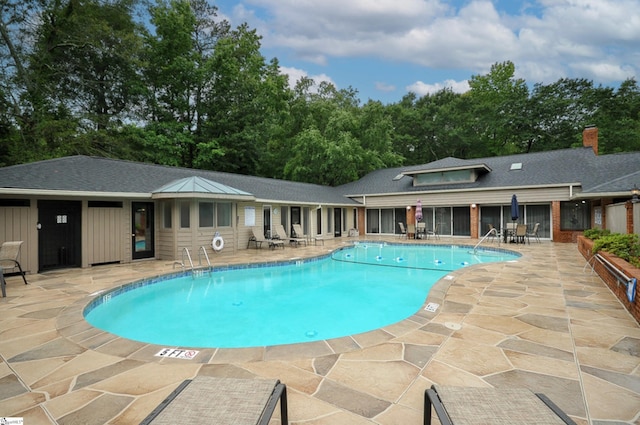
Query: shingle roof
336,147,640,197
2,148,639,203
0,156,358,205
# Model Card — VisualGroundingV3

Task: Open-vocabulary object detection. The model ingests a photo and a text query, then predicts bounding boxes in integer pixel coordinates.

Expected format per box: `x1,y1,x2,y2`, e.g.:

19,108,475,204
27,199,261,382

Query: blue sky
213,0,639,104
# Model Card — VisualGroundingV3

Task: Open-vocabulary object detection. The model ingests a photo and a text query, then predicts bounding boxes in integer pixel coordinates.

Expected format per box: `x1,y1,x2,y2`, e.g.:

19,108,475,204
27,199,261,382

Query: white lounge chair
0,241,27,285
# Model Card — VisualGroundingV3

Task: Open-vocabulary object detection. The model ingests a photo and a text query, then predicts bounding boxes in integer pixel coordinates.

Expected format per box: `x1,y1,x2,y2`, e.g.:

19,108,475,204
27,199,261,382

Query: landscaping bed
577,235,640,323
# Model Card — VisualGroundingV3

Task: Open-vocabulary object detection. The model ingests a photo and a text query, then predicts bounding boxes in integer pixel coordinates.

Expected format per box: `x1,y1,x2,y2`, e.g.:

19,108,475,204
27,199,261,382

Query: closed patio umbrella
510,194,519,222
416,200,423,222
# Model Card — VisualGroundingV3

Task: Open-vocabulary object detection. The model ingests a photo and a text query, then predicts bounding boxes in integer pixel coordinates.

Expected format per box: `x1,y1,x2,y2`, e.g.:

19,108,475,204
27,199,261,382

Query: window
380,209,394,233
216,202,232,227
199,202,214,227
415,169,472,186
561,201,590,231
162,201,172,229
366,209,380,233
327,208,333,233
180,201,190,228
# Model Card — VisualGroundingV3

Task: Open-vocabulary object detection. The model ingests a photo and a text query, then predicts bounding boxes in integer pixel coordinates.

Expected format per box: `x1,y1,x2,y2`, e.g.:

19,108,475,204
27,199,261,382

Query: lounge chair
527,222,541,243
0,241,27,285
247,227,284,250
274,224,306,247
424,385,577,425
292,224,310,245
140,376,288,425
398,222,407,238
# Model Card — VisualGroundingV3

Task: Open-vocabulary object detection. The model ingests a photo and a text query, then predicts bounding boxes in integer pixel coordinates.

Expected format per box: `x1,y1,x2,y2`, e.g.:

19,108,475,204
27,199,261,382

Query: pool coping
56,242,523,364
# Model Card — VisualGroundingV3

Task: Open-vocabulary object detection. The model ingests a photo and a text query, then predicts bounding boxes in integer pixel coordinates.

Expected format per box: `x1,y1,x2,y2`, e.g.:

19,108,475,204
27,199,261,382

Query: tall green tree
29,0,144,150
528,78,600,152
593,78,640,153
200,23,288,175
467,61,529,156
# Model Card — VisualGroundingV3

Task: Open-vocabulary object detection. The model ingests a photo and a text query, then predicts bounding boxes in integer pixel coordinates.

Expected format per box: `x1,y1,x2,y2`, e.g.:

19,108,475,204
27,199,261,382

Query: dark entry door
291,206,301,235
132,202,155,260
38,200,82,271
334,208,342,237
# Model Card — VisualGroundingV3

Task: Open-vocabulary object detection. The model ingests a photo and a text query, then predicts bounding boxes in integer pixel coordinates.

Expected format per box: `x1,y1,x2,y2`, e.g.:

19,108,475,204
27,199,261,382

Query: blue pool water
84,243,518,348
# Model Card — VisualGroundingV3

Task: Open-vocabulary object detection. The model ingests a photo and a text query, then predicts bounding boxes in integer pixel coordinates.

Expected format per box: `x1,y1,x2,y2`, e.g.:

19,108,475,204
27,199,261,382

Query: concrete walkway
0,238,638,424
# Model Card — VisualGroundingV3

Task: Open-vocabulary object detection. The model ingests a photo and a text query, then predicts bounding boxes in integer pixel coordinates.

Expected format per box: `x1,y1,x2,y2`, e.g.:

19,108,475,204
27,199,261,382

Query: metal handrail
198,246,211,268
182,247,194,270
473,228,500,253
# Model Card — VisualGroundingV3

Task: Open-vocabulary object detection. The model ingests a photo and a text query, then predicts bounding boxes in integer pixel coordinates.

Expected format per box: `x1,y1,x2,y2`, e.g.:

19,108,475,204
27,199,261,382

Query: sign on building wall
594,206,602,226
244,206,256,226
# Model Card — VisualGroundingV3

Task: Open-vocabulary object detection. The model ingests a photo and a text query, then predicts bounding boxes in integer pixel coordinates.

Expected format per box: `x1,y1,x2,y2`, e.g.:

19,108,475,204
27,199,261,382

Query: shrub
591,232,640,268
583,228,611,240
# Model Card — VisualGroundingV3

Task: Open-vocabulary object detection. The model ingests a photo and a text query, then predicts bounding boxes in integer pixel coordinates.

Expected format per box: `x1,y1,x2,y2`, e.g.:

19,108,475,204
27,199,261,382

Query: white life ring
212,235,224,251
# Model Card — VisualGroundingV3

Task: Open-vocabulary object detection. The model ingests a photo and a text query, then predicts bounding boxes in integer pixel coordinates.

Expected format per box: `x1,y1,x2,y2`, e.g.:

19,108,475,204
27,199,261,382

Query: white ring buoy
212,236,224,251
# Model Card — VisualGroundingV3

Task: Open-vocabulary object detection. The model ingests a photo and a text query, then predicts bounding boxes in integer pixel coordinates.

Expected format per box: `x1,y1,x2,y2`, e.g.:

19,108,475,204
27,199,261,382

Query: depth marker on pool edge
155,348,199,360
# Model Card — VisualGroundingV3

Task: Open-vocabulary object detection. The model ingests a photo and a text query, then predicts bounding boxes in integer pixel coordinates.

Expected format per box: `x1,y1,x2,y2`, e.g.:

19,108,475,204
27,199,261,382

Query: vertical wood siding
0,206,33,272
86,207,123,265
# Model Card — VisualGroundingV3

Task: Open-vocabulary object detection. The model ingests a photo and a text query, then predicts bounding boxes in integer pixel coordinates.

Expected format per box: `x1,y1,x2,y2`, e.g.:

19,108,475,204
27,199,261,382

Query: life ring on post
212,233,224,252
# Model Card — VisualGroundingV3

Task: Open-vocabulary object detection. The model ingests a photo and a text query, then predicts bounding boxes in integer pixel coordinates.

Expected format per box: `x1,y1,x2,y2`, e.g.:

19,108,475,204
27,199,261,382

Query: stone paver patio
1,237,639,424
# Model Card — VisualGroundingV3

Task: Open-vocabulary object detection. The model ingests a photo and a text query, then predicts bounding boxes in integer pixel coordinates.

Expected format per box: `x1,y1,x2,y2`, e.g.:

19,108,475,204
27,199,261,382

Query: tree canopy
1,0,639,184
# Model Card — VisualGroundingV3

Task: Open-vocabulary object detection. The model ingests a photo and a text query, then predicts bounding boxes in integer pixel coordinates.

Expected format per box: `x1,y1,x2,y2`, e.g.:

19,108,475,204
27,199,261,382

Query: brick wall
578,236,640,323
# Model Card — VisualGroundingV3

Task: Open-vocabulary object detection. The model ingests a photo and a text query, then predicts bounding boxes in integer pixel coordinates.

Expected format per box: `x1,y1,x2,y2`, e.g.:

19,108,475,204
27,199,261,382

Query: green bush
583,228,610,240
590,232,640,268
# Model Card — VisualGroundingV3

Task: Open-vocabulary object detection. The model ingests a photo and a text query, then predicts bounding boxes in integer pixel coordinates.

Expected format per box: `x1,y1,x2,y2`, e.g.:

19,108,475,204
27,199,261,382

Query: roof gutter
343,183,582,198
0,188,151,198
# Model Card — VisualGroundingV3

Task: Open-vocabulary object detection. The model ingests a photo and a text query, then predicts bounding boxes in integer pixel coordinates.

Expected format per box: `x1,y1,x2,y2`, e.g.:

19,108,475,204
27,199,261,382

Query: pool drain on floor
444,322,462,331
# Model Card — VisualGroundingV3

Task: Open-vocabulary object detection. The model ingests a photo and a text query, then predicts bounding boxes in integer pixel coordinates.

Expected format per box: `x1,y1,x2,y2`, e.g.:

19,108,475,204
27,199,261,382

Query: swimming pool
84,243,518,348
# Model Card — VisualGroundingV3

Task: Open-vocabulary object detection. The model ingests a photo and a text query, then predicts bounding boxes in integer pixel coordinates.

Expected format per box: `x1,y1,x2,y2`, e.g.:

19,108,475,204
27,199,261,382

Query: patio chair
140,376,288,425
527,222,541,243
487,224,500,243
424,385,577,425
274,224,306,247
407,223,416,239
516,224,528,244
247,227,284,250
426,224,440,240
398,222,407,238
416,222,426,239
0,241,27,285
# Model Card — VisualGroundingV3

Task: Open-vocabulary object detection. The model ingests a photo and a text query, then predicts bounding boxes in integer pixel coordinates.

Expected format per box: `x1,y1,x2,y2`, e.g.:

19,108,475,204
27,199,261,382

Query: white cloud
375,82,396,92
279,66,334,91
407,79,470,96
233,0,639,90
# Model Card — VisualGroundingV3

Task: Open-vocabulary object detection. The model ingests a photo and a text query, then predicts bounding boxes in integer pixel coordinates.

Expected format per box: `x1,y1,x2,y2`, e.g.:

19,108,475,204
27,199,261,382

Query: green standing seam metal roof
152,176,253,197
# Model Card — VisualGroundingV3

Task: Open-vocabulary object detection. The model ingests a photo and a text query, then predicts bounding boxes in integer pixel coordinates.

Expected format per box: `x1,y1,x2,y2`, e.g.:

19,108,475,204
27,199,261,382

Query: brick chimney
583,125,598,155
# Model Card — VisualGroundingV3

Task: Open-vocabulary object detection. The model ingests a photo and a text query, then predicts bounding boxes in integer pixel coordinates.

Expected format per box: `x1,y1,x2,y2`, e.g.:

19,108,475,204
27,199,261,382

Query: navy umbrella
510,194,519,222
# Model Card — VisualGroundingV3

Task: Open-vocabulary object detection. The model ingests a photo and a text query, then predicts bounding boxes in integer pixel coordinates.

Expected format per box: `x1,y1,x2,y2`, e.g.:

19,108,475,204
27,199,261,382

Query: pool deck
1,237,639,424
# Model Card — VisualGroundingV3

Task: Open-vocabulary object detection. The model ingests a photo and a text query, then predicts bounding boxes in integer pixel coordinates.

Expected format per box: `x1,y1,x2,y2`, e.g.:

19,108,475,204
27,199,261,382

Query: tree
467,61,529,156
593,78,640,153
200,23,288,175
528,78,600,152
30,0,144,130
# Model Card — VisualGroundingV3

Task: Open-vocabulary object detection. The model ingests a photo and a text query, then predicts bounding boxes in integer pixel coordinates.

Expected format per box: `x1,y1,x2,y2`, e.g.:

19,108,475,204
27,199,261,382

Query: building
1,127,639,274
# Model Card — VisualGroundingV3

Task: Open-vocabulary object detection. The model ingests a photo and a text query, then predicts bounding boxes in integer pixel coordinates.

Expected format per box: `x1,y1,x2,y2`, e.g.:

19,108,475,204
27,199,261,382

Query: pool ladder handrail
172,247,194,270
173,247,213,276
472,228,500,254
